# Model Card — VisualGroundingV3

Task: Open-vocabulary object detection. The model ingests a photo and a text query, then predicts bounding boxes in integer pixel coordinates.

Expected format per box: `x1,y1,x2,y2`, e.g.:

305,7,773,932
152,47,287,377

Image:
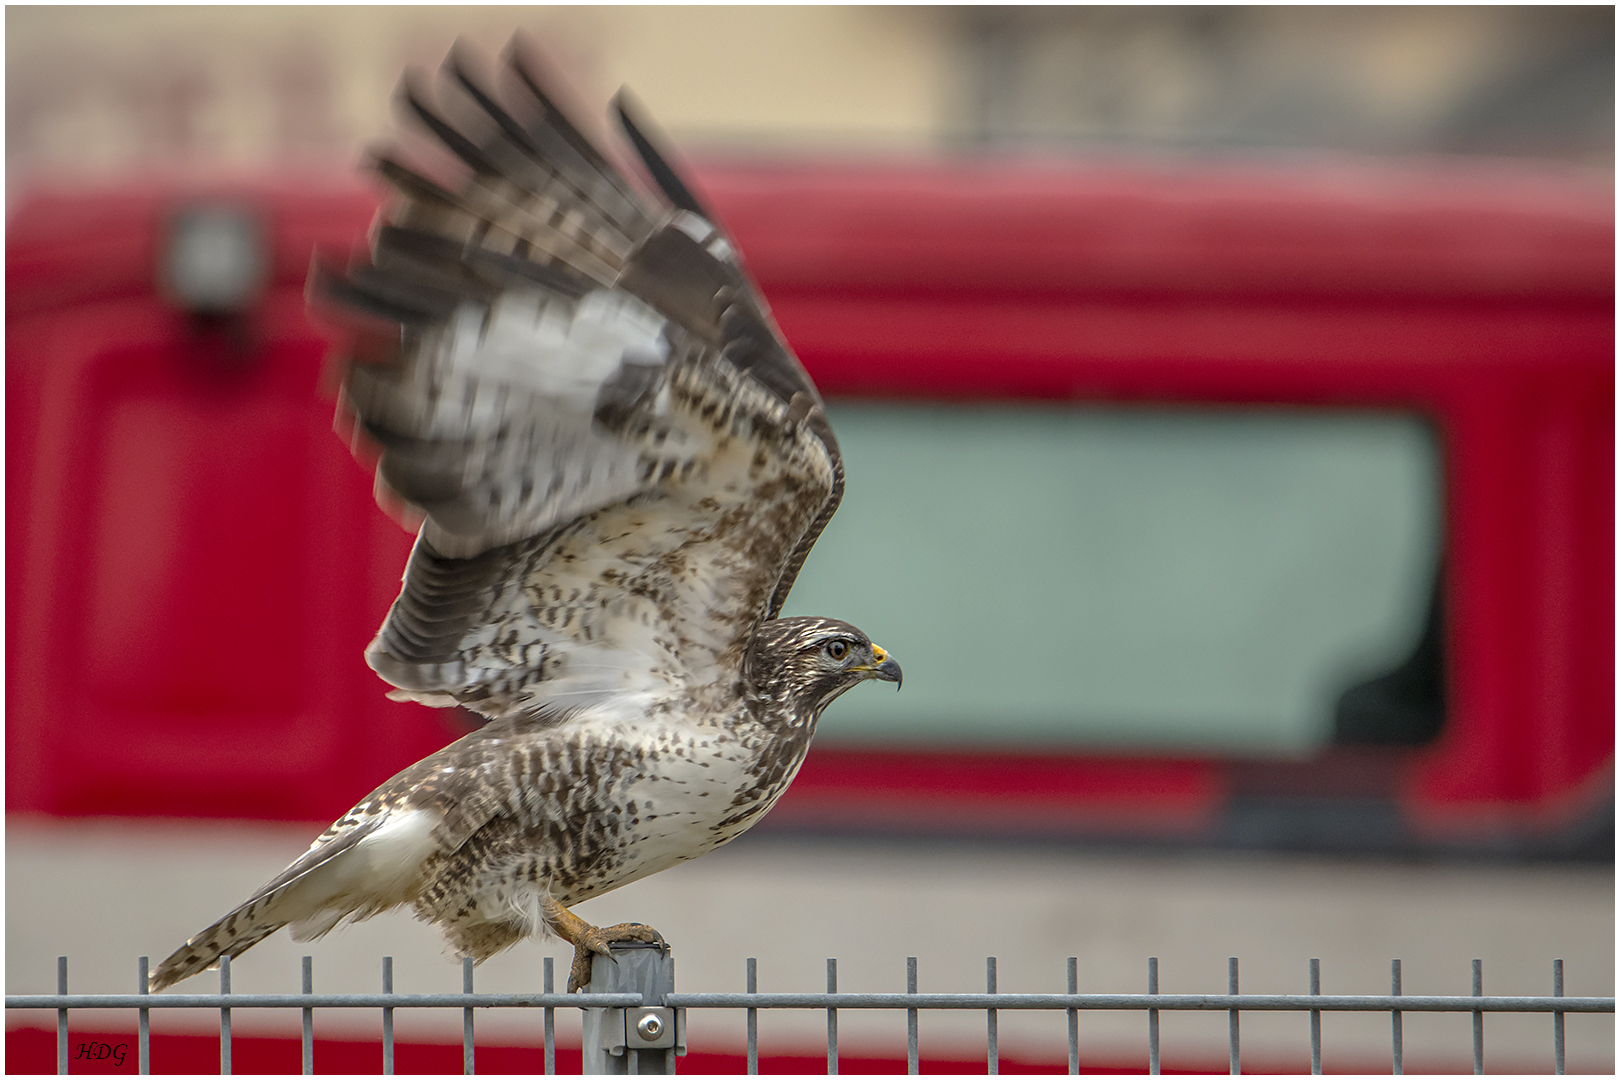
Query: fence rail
7,952,1608,1075
660,992,1609,1012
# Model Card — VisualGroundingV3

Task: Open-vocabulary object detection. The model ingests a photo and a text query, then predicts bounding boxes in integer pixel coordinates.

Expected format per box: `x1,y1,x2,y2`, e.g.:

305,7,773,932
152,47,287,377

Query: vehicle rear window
784,403,1442,756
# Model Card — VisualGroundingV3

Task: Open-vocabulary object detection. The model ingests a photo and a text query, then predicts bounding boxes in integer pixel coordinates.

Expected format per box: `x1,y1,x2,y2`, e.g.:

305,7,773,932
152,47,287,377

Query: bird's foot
567,921,664,993
541,895,665,993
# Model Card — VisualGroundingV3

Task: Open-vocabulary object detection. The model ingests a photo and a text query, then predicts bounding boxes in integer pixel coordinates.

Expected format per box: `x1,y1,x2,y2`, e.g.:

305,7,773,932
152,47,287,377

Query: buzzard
150,40,900,995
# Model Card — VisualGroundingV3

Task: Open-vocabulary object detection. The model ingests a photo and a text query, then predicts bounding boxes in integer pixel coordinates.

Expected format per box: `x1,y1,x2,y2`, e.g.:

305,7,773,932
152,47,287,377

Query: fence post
581,942,679,1075
56,956,67,1077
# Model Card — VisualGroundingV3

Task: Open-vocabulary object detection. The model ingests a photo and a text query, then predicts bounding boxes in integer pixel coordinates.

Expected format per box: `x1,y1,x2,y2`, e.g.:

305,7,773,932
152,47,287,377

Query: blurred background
7,5,1613,1074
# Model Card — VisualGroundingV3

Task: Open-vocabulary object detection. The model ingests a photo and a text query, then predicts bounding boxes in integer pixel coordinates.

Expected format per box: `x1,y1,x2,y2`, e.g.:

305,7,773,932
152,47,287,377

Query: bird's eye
824,640,849,661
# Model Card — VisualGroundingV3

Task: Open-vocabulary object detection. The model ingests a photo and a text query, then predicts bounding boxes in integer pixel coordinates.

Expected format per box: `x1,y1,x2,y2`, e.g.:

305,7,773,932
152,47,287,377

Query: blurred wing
312,42,843,720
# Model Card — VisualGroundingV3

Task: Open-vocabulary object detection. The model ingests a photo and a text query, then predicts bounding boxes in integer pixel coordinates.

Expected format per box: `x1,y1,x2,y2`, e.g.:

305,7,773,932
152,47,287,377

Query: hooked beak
865,643,903,691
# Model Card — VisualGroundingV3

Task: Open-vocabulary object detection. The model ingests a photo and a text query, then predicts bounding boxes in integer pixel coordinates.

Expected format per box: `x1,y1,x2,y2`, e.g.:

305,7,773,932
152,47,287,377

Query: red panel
775,748,1220,834
1,1024,1360,1075
1405,368,1614,830
701,158,1612,299
6,289,455,823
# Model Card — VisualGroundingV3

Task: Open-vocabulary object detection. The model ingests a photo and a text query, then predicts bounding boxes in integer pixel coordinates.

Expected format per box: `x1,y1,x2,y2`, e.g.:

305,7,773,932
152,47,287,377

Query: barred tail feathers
147,894,296,993
149,810,437,991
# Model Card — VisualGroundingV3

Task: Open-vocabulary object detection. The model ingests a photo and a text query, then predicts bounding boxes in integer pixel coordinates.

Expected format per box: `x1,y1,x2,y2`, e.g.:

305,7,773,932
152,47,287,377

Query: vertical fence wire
302,956,314,1076
219,955,232,1076
906,957,918,1076
382,957,394,1076
1309,959,1321,1076
1553,958,1565,1075
1391,959,1403,1076
826,958,838,1076
1472,959,1483,1075
746,958,759,1076
543,956,556,1077
1147,957,1160,1076
138,956,151,1076
462,957,475,1076
986,957,999,1076
56,956,67,1076
1066,957,1079,1076
1227,957,1239,1076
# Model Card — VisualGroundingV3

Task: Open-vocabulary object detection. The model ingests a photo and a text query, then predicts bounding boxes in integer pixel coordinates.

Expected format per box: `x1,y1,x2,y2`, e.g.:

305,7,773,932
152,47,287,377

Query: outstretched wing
313,41,843,721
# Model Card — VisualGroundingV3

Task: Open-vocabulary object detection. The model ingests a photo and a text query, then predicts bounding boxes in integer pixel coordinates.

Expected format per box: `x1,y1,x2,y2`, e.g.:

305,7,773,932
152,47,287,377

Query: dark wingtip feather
446,40,538,152
503,33,619,175
612,89,710,218
308,254,460,327
444,36,485,84
398,71,499,176
367,151,463,209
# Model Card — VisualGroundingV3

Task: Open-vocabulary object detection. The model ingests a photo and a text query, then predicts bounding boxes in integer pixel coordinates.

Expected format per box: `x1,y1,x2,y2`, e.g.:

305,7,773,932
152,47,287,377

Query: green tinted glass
784,404,1441,756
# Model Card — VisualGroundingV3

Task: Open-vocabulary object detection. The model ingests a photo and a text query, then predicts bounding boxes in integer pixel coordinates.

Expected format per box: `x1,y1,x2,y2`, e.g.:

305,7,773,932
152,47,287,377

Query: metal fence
7,946,1610,1075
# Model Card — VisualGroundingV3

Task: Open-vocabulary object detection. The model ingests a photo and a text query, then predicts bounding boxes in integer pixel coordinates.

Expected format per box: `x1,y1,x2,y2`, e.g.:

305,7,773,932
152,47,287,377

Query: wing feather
318,42,844,720
612,91,711,217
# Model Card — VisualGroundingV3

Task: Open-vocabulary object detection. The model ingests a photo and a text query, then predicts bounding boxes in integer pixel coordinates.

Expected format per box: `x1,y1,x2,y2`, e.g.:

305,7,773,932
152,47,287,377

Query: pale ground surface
6,817,1613,1072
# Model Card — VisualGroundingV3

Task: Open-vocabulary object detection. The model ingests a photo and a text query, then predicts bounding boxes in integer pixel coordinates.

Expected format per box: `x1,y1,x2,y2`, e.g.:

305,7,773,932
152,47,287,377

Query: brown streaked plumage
149,38,900,996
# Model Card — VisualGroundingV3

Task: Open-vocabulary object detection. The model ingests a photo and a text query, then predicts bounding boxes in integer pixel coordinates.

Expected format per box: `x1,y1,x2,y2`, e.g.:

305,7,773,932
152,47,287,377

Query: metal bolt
636,1012,664,1041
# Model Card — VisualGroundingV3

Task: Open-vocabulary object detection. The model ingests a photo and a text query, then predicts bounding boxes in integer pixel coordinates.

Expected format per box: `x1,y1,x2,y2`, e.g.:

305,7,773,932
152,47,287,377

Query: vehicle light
160,205,269,314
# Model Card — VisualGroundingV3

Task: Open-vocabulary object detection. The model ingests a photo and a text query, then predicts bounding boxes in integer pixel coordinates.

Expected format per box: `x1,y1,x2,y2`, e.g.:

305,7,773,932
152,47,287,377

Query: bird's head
748,616,901,719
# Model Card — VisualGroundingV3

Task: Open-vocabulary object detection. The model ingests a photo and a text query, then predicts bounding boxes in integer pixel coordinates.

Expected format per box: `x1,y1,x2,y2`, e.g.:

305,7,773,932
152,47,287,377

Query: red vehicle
7,157,1613,857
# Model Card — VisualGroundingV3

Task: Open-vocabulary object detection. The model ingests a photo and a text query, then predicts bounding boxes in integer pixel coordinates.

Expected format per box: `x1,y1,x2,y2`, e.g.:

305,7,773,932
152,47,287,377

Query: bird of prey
150,40,900,995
